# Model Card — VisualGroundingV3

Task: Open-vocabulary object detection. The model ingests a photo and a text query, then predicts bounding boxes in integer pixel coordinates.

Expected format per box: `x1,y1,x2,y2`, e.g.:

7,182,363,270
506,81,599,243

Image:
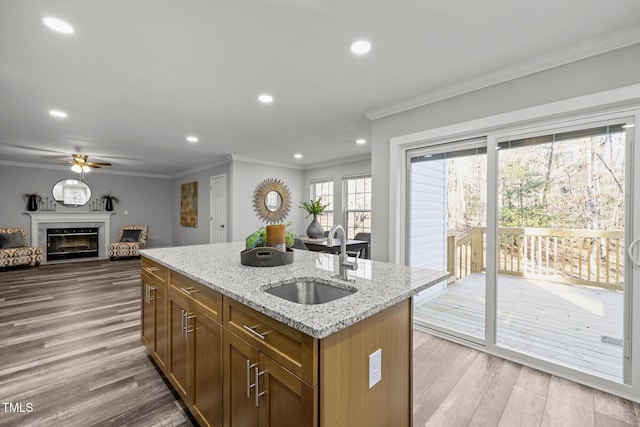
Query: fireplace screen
47,228,99,261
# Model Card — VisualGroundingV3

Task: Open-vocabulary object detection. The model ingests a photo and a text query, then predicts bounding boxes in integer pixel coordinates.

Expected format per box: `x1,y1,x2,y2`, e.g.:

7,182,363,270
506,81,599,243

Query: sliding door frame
389,83,640,401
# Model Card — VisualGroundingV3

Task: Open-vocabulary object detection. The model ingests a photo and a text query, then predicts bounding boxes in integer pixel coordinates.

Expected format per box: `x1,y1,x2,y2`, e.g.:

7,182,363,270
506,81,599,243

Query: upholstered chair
0,227,43,268
108,225,148,260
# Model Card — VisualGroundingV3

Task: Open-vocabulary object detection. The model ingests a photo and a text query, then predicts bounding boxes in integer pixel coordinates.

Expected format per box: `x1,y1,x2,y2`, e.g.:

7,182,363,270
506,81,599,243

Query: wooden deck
414,273,624,382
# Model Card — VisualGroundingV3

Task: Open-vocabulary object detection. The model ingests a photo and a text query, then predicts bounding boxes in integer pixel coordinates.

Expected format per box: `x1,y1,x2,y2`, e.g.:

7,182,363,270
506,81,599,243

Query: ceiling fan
68,154,112,174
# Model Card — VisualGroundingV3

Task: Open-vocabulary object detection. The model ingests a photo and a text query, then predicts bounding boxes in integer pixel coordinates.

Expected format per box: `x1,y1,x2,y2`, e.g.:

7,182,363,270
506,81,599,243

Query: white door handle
629,238,640,267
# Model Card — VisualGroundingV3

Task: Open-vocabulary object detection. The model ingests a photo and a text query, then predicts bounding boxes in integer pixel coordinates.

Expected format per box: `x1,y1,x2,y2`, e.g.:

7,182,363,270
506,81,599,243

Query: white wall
371,44,640,262
172,163,231,246
230,159,306,242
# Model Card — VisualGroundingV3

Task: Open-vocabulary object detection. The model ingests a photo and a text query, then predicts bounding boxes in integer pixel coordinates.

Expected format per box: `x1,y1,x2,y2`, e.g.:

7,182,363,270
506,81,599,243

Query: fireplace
47,227,99,261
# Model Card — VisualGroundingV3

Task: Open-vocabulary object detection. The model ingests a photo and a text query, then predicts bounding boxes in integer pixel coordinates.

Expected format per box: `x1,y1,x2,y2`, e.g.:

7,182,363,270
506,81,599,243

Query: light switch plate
369,348,382,389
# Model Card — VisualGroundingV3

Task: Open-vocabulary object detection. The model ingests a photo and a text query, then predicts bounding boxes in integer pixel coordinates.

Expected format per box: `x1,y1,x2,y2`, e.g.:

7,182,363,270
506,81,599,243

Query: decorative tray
240,246,294,267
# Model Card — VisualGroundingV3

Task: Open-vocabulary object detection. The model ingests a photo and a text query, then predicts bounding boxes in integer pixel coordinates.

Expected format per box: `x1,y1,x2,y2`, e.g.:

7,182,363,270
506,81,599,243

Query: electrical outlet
369,348,382,389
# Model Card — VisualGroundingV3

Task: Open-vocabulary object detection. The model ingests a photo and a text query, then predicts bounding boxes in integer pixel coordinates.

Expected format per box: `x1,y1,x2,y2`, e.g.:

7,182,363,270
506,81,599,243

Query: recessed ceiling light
294,153,302,159
350,40,371,55
258,94,274,104
42,17,75,34
186,135,199,143
356,138,366,145
49,110,68,119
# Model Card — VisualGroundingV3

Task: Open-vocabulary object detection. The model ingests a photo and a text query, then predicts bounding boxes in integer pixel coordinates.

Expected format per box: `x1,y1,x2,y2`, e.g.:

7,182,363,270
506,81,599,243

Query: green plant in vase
100,193,120,211
23,192,43,211
299,197,330,239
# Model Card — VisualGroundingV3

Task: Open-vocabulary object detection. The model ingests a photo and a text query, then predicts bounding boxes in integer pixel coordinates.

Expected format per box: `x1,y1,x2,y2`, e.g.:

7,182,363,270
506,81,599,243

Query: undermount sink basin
264,279,356,305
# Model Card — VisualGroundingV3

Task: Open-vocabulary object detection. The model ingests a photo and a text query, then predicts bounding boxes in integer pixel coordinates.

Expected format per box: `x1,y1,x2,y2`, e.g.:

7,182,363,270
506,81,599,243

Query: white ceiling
1,1,640,177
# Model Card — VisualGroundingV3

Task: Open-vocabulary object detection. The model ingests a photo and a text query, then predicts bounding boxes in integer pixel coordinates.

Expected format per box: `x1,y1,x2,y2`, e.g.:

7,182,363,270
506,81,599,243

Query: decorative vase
105,198,114,212
306,214,324,239
27,195,39,211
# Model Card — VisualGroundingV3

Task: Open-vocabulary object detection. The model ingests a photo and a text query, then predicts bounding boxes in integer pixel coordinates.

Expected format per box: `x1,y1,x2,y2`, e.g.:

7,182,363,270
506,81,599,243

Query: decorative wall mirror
253,178,291,223
52,178,92,207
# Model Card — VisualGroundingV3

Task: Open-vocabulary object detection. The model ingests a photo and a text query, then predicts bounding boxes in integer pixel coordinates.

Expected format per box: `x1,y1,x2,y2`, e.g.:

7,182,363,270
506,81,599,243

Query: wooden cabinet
167,271,223,427
141,256,412,427
141,258,167,369
223,328,316,427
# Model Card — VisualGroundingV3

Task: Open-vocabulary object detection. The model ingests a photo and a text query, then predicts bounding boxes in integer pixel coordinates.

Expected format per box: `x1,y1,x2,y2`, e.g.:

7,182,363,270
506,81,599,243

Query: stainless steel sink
264,279,356,305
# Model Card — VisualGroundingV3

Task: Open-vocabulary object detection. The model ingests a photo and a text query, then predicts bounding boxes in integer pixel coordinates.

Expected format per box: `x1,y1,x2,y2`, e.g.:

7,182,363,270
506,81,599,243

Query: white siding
409,159,446,271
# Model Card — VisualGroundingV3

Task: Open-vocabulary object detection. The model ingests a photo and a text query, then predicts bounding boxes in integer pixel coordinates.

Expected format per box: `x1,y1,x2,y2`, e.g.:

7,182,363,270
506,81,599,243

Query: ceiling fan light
82,165,91,173
71,164,82,173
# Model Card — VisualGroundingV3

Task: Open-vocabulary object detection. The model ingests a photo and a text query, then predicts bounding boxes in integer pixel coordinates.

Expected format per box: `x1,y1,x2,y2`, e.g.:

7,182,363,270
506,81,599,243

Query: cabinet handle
243,324,271,340
185,314,195,336
145,283,149,304
255,367,266,407
181,309,185,337
149,286,156,301
145,266,160,273
247,360,258,398
180,287,199,295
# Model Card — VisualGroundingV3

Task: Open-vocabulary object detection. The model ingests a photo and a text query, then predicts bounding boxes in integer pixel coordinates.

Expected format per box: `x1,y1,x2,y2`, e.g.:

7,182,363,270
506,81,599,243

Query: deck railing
448,227,625,290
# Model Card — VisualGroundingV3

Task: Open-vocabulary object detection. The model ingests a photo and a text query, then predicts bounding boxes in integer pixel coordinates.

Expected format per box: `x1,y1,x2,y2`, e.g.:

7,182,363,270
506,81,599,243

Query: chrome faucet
327,224,359,281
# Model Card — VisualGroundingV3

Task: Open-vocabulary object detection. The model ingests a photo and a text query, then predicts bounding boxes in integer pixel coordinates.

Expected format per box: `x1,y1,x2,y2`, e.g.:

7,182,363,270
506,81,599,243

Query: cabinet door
191,306,223,427
168,289,190,398
154,282,168,369
141,278,154,349
258,354,316,427
223,331,259,427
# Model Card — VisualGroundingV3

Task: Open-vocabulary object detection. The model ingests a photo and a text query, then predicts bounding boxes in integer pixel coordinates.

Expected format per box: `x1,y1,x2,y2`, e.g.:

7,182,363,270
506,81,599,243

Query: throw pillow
0,232,26,249
120,229,142,242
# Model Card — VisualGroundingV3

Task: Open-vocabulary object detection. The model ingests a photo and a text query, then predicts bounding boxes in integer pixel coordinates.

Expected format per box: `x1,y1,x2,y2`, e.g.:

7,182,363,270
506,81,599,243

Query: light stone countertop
140,242,449,339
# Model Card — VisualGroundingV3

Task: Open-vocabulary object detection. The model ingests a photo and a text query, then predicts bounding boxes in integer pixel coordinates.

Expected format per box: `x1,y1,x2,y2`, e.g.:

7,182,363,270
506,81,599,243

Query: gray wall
0,165,173,248
172,163,231,246
371,44,640,262
230,159,306,241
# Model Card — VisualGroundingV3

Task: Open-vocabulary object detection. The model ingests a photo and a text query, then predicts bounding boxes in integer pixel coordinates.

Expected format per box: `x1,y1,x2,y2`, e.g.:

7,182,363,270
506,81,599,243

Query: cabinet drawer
169,271,222,324
142,257,167,283
223,297,317,385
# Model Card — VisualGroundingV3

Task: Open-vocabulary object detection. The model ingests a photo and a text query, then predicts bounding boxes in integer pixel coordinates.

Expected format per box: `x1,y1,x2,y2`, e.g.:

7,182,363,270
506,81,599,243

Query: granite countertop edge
140,243,449,339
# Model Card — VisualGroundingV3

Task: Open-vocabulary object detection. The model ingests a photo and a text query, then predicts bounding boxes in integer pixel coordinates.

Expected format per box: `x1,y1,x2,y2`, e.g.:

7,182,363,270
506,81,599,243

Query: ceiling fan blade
87,161,112,166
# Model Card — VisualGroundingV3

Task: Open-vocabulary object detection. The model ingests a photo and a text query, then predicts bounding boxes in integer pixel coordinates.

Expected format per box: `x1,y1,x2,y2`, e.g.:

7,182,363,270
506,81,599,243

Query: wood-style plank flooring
1,260,639,426
415,272,624,381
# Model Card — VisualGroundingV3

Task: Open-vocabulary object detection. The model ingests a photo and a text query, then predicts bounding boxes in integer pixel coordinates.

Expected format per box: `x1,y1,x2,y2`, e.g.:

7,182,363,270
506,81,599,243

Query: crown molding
227,154,306,170
170,159,231,178
304,153,371,171
0,160,172,179
365,24,640,120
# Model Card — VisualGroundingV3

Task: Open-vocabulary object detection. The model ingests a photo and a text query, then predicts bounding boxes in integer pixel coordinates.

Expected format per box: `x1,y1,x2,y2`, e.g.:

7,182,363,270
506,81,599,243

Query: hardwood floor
1,260,639,426
0,259,195,427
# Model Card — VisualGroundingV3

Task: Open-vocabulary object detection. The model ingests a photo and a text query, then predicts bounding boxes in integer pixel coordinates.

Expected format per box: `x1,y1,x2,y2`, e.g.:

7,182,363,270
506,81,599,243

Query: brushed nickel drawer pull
180,287,199,295
243,324,271,340
255,367,266,406
181,309,186,337
145,266,160,272
185,314,196,335
247,360,258,397
148,286,156,301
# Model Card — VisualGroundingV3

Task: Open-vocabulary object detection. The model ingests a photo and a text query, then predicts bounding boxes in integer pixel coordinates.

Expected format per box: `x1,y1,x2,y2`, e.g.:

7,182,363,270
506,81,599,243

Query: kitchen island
140,242,448,427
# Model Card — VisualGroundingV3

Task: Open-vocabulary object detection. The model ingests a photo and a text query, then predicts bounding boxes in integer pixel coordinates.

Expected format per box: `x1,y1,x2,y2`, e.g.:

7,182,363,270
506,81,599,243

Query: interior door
210,174,227,244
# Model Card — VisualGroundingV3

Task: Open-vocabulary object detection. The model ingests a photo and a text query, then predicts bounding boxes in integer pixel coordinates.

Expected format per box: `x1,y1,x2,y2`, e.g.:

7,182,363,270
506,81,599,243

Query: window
310,178,334,230
344,174,371,239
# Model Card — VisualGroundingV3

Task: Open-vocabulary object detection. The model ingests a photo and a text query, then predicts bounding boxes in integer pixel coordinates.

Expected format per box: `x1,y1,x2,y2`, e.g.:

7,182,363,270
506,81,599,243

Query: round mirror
264,190,282,212
253,178,291,223
52,178,92,207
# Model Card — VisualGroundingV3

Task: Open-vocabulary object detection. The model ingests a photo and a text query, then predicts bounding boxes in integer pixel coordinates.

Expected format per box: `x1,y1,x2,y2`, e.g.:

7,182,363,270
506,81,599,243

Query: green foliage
299,197,330,217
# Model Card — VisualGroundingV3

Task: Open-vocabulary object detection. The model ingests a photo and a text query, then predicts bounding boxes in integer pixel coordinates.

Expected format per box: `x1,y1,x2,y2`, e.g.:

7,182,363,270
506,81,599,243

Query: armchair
0,227,42,268
108,225,148,260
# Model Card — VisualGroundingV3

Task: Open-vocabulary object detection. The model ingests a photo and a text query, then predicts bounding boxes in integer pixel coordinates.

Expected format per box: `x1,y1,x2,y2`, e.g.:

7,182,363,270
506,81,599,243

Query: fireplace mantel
26,212,114,262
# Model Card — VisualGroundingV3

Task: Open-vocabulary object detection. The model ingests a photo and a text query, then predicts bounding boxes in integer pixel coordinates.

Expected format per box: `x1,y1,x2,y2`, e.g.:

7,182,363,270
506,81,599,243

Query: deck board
415,273,624,381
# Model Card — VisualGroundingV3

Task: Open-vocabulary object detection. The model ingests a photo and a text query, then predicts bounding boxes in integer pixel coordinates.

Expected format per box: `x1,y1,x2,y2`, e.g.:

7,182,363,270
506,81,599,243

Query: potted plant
299,197,330,239
23,192,42,211
100,192,120,212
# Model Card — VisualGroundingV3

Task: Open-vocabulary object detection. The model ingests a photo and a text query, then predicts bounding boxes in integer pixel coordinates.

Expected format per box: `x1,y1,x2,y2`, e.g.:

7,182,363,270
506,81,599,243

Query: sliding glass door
495,122,629,382
408,117,634,383
409,139,487,342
